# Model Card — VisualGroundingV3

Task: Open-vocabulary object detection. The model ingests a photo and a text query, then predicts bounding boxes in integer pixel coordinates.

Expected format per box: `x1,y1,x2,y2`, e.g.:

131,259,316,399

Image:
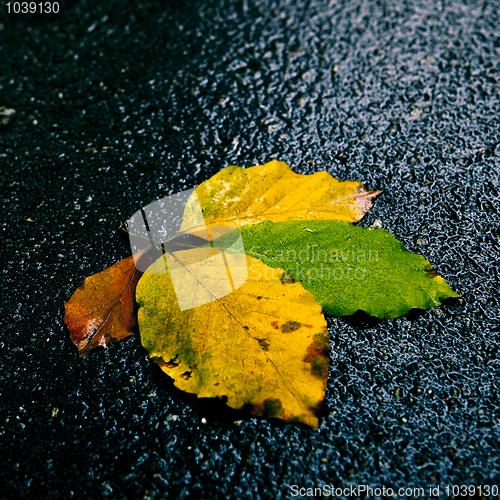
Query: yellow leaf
137,252,330,427
180,160,380,234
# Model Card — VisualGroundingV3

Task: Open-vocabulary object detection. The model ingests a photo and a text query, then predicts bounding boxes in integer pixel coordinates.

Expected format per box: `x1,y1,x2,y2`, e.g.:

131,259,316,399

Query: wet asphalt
1,0,499,498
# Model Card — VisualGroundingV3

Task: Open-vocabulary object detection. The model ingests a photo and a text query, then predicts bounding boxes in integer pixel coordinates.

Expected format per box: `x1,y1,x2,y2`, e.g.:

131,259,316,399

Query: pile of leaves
65,161,459,427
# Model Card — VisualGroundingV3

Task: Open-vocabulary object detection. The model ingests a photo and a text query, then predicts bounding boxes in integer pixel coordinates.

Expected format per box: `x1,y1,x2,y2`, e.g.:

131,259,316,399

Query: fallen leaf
137,252,330,427
65,158,462,428
239,220,460,318
180,160,380,235
65,251,154,356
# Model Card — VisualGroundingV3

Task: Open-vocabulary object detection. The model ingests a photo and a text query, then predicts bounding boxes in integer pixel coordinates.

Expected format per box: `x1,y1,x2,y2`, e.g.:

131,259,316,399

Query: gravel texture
1,0,499,498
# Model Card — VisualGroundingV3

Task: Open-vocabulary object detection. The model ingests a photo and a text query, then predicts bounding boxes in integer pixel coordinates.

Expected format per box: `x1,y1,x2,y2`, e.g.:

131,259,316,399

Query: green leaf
238,220,460,319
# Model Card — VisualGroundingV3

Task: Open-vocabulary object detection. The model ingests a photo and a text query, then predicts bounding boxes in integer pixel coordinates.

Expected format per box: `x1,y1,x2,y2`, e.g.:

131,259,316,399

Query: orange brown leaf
64,251,153,356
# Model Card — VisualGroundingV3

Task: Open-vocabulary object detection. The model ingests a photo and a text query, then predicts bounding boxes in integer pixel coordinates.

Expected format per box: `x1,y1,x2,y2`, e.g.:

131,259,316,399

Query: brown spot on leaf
244,398,284,419
150,356,167,368
306,399,324,419
281,320,301,333
279,272,295,284
425,264,438,278
264,398,284,418
310,357,329,379
181,371,192,380
255,337,271,351
303,330,330,379
256,296,262,300
271,321,279,329
165,356,180,368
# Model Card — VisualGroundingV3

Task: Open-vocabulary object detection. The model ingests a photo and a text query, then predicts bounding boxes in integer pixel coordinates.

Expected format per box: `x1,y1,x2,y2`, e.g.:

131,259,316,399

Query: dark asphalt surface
1,0,499,498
